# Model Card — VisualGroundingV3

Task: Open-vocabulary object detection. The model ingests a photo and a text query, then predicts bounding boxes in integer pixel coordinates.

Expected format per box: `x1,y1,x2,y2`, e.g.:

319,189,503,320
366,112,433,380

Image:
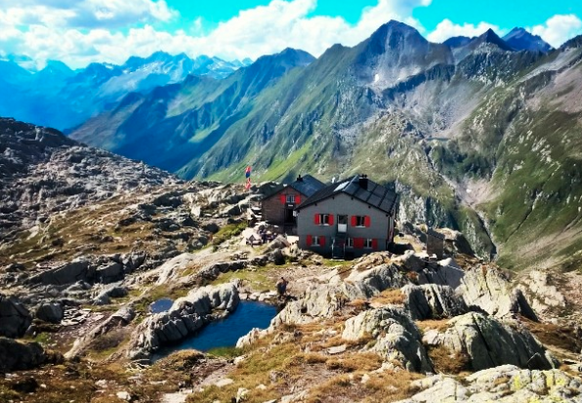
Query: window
315,214,334,226
346,238,354,248
286,194,295,203
365,238,373,249
308,235,325,246
312,236,320,246
351,215,370,227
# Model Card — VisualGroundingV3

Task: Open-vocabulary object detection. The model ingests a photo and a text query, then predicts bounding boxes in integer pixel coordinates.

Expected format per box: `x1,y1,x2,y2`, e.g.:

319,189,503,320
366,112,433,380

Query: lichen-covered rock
457,266,537,321
275,263,410,325
396,365,582,402
422,312,557,371
127,283,239,360
342,307,433,373
402,284,468,320
0,294,32,337
518,270,568,315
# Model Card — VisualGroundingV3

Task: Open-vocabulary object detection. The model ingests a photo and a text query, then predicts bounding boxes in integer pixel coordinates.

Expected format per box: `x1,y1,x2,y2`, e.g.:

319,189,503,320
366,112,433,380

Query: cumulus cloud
0,0,435,68
427,19,502,43
530,14,582,48
4,0,581,70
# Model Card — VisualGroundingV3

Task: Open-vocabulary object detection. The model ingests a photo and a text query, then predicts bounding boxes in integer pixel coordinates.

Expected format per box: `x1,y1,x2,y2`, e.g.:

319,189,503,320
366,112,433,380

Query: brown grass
370,289,405,306
426,345,471,374
416,319,451,333
521,317,582,354
325,352,383,372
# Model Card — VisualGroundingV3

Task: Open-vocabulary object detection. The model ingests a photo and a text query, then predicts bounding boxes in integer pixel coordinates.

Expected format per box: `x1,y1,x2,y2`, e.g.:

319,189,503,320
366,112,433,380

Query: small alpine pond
156,301,278,357
150,298,174,313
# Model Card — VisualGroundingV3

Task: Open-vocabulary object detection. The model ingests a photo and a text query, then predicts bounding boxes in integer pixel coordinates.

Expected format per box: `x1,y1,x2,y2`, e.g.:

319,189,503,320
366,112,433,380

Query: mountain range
2,22,581,272
0,52,251,130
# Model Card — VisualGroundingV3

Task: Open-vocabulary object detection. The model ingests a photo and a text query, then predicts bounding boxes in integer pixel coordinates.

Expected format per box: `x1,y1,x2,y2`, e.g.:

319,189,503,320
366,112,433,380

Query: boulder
30,258,95,285
422,312,557,371
0,294,32,337
66,305,135,359
517,270,567,315
417,259,465,289
458,267,537,320
92,284,128,305
202,222,220,233
276,263,410,325
96,262,124,284
36,301,64,323
342,307,433,373
268,248,286,265
395,365,582,403
402,284,468,320
267,235,291,251
0,337,46,372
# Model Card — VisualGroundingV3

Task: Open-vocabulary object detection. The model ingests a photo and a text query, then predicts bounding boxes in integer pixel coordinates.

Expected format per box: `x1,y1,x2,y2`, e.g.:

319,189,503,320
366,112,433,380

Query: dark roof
262,174,325,200
297,175,399,216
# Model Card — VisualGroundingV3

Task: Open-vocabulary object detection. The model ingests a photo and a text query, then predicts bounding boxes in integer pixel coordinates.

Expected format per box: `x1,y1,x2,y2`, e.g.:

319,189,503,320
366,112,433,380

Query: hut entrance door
284,207,295,224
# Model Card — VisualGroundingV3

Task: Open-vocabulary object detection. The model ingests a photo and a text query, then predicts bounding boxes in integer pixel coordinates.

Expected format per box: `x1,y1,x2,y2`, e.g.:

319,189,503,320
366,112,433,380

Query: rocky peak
473,29,514,52
560,34,582,50
503,27,553,52
353,20,453,88
251,48,315,71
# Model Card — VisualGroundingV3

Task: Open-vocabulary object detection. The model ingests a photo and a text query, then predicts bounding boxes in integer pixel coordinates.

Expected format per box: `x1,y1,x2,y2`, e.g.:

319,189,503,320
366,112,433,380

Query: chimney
358,174,368,190
296,174,303,182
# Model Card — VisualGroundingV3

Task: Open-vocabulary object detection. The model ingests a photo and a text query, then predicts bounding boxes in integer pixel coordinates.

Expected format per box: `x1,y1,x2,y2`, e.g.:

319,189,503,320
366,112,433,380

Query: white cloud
427,19,501,43
530,14,582,48
0,0,436,68
0,0,175,30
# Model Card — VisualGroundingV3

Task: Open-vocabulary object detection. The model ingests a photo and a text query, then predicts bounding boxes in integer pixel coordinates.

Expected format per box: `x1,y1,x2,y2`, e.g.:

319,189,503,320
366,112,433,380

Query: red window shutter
320,236,326,246
314,214,320,225
354,238,364,249
328,214,334,225
372,239,378,250
306,235,313,246
296,195,301,204
364,216,371,228
280,194,286,204
351,216,357,227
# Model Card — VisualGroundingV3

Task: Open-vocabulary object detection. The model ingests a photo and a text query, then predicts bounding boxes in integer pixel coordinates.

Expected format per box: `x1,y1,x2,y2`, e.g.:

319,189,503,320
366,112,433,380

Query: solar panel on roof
334,181,349,192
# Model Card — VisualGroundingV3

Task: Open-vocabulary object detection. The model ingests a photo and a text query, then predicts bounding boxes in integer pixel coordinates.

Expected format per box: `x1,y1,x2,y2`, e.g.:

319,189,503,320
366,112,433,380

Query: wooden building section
261,175,324,231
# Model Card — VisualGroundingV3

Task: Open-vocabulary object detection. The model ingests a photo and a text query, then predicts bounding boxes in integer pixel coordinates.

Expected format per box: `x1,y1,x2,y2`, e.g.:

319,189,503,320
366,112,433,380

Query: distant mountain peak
474,29,514,51
503,27,553,53
444,36,472,48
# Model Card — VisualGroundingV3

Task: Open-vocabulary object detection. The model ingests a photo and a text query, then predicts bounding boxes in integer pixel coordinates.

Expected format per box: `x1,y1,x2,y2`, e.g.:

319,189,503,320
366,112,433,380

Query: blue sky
1,0,581,68
172,0,582,32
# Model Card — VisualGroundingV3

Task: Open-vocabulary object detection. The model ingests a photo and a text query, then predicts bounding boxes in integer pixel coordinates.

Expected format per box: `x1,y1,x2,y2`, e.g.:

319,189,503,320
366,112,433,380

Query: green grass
207,346,243,358
211,265,277,292
212,221,248,246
